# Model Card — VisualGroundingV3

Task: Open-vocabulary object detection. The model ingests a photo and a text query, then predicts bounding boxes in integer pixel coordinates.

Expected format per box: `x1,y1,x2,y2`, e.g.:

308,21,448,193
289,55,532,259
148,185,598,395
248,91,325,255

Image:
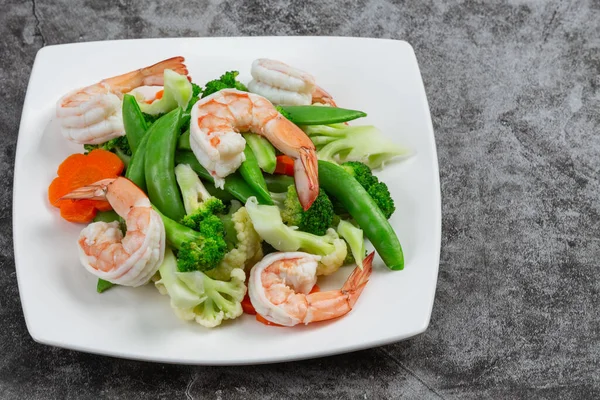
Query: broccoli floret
303,123,411,169
201,71,248,98
155,248,246,328
84,135,132,165
184,83,202,114
175,163,226,234
157,210,227,273
142,112,164,126
277,185,334,236
341,161,396,219
156,164,229,272
245,197,347,276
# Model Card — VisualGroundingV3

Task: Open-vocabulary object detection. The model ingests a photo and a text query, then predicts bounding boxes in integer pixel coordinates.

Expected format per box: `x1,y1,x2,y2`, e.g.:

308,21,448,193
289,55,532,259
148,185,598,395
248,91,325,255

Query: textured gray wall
2,0,599,398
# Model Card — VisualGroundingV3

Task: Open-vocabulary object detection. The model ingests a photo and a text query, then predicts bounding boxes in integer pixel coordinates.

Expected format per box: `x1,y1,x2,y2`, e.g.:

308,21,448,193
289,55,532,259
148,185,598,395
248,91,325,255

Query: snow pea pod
264,174,294,193
278,105,367,125
318,160,404,270
239,144,273,205
178,129,191,150
125,128,150,192
122,94,148,153
92,211,121,293
145,108,186,221
243,133,276,174
175,151,263,204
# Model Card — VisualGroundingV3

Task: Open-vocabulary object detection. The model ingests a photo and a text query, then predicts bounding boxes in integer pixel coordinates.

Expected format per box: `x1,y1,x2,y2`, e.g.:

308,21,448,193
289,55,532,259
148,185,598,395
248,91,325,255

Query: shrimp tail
294,147,319,211
100,56,189,93
342,251,374,308
61,178,116,200
312,85,337,107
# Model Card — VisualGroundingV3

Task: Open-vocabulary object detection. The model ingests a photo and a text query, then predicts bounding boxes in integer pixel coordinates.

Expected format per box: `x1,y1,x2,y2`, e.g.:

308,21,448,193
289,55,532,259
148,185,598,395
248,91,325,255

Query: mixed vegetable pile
49,57,411,328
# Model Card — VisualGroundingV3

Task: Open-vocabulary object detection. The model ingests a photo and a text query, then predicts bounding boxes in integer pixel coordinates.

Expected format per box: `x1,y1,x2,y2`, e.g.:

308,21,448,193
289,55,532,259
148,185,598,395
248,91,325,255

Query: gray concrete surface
2,0,599,398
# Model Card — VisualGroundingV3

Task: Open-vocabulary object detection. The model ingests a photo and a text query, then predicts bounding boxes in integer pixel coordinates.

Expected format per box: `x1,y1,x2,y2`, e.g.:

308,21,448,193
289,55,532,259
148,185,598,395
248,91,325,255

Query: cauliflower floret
155,248,246,328
206,206,263,281
316,229,348,276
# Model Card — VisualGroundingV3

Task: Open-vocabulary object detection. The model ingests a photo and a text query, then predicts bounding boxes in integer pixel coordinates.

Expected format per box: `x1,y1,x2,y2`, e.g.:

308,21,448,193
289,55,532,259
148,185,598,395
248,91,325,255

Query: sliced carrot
59,200,97,223
155,89,164,100
48,149,125,224
48,177,70,207
56,153,87,180
274,155,295,176
256,314,284,327
86,149,125,176
241,294,256,315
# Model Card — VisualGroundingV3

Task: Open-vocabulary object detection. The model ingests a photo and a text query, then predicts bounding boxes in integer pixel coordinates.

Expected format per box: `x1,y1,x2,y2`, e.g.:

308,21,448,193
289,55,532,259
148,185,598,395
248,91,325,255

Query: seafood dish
48,56,411,328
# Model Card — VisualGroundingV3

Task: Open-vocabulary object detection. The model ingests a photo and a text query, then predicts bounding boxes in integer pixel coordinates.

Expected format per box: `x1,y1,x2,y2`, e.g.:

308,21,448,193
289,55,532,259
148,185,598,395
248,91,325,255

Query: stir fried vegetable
156,248,246,328
245,197,347,276
304,123,411,169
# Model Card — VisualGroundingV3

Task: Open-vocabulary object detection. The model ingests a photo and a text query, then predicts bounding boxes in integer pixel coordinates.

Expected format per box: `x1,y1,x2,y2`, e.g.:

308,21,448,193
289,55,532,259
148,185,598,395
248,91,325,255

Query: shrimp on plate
56,56,189,145
248,58,337,106
62,177,166,287
248,251,374,326
189,89,319,209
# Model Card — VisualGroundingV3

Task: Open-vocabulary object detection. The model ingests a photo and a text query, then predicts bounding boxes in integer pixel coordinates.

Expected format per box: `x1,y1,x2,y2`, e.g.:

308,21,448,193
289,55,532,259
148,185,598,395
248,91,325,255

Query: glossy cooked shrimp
248,252,374,326
248,58,337,106
190,89,319,210
56,57,189,145
62,177,166,287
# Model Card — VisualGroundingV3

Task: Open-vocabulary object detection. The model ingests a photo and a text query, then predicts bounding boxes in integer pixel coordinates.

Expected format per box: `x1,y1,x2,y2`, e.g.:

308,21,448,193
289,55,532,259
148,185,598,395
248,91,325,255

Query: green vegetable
264,174,294,193
243,133,276,174
122,94,148,153
201,71,248,98
184,83,202,114
155,247,246,328
136,69,193,115
175,151,263,204
178,129,191,151
337,220,366,268
278,185,333,236
277,105,366,125
175,163,227,234
207,203,263,281
83,136,132,166
303,123,411,169
155,207,226,273
341,161,395,219
92,210,120,223
142,112,164,126
318,160,403,270
124,124,151,192
97,279,115,293
239,144,273,205
145,108,186,221
245,197,347,276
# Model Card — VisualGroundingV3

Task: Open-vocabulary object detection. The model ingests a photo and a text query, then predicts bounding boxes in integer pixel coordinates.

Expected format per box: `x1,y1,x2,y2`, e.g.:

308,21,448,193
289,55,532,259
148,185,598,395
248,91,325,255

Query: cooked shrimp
190,89,319,210
62,177,166,287
57,57,188,145
248,251,374,326
248,58,336,106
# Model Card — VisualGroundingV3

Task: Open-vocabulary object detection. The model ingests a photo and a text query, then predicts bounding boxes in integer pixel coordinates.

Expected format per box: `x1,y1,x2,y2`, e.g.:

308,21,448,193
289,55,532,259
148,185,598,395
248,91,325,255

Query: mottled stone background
2,0,599,399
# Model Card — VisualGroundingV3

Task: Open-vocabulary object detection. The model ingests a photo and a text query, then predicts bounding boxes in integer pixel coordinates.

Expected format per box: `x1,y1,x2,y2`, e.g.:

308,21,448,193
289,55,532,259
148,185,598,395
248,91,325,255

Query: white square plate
13,37,440,365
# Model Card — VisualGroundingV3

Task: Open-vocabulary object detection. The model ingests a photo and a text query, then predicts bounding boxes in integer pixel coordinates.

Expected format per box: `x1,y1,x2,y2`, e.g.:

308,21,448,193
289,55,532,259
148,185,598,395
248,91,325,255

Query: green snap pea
239,144,273,205
243,133,277,174
264,173,294,193
122,94,148,153
125,121,153,192
178,129,191,151
175,151,265,204
97,279,115,293
278,105,367,125
318,160,404,270
145,108,186,221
